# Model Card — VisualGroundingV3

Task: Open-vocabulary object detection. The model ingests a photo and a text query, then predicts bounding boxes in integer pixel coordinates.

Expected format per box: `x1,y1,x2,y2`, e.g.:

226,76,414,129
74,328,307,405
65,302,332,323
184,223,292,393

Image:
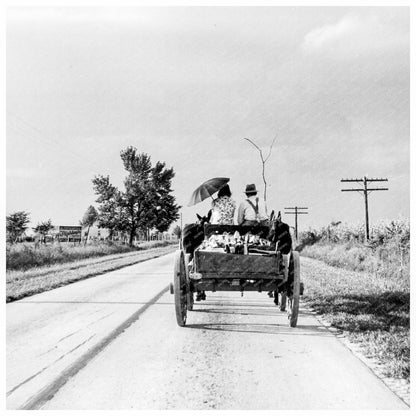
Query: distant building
51,225,82,242
79,222,177,244
82,223,112,240
81,223,130,243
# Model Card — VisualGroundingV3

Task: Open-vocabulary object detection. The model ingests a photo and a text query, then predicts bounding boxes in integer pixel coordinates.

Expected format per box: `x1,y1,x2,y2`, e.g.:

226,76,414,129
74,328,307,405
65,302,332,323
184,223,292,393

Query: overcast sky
6,6,409,231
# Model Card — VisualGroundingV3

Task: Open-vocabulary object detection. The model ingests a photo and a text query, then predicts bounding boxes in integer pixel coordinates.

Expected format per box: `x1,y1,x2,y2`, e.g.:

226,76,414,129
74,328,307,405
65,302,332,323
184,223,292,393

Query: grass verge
300,241,409,282
300,256,409,382
6,243,177,302
6,240,175,271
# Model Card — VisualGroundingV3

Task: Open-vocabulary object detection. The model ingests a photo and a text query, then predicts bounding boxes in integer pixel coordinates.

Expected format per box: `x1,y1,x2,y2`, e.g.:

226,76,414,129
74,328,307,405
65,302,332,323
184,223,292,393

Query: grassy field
6,240,175,270
6,241,178,302
298,220,410,382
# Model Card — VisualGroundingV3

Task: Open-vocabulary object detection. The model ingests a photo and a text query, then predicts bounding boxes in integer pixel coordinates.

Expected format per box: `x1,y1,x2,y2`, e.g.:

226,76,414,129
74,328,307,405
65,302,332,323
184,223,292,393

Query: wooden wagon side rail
192,278,286,293
194,250,282,276
190,272,283,280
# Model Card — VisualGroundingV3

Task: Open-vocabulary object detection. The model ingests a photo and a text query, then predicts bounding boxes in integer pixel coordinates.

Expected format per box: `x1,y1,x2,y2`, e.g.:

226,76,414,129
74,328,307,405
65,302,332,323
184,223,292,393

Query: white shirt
237,195,267,225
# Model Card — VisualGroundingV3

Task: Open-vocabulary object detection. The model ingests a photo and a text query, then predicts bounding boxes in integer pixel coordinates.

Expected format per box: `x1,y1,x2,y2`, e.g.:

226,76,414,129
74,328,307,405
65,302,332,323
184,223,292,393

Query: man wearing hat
237,184,268,226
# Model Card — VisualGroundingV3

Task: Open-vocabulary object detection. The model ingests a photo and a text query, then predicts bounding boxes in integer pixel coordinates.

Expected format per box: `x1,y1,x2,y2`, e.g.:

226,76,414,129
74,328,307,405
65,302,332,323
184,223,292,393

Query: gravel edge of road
299,300,410,406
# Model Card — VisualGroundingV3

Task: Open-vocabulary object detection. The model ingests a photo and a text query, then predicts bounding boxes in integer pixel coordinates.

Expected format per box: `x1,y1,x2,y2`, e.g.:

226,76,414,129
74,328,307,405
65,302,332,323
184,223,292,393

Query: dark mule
267,210,292,254
182,210,212,302
182,210,212,259
267,210,294,307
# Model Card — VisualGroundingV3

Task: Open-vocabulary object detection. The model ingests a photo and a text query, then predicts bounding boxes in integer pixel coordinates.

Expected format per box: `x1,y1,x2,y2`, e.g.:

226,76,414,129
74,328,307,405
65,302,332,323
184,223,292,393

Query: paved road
6,252,408,410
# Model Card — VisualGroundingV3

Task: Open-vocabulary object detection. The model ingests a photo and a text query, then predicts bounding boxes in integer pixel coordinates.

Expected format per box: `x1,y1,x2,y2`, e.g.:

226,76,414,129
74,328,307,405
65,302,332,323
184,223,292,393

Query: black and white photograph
5,2,412,411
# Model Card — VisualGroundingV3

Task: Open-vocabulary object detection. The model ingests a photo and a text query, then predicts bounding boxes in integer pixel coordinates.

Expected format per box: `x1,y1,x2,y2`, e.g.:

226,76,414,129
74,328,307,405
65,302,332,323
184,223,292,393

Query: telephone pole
284,206,308,240
341,176,388,240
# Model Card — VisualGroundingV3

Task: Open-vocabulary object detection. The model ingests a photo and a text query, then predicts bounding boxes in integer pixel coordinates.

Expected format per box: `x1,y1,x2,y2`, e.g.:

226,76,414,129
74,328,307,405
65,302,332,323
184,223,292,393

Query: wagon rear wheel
184,254,194,311
280,254,290,312
174,250,187,326
287,251,300,327
187,292,194,311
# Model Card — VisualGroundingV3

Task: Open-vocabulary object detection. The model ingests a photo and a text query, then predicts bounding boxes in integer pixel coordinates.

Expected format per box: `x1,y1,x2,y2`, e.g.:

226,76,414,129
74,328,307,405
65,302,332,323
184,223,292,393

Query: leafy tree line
6,211,54,244
92,147,180,246
6,211,30,243
80,205,98,245
6,148,180,247
33,219,54,244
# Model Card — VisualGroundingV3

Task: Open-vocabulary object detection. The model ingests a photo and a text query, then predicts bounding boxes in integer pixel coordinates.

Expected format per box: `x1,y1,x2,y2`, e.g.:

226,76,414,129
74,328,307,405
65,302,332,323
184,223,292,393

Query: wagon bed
192,249,285,292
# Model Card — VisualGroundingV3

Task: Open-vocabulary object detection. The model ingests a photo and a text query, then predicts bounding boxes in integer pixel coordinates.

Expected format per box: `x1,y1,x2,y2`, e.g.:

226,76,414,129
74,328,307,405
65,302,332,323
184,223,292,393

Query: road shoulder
299,255,410,406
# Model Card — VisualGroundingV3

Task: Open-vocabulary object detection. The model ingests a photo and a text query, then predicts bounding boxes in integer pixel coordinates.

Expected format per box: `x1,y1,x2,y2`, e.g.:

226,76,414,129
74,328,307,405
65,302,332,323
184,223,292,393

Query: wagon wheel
187,290,194,311
287,251,300,327
174,250,187,326
184,253,194,311
280,254,290,312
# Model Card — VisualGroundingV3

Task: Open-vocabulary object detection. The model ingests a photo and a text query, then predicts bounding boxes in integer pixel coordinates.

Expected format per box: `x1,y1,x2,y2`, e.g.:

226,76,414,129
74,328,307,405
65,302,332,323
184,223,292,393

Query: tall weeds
298,219,410,287
6,240,174,271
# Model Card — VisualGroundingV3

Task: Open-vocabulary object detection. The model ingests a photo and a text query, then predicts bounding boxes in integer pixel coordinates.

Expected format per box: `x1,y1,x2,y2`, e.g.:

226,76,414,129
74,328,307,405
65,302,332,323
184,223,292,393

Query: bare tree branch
243,138,262,157
243,136,277,215
264,135,277,162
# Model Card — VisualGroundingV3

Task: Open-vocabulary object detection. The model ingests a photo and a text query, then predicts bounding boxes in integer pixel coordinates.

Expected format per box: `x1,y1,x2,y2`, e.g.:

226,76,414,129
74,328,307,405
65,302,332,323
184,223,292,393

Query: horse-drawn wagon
171,221,301,328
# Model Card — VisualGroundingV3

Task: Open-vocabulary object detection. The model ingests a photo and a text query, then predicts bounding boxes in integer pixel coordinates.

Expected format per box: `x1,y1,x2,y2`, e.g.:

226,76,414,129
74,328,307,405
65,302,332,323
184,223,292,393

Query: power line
284,206,308,240
340,176,389,240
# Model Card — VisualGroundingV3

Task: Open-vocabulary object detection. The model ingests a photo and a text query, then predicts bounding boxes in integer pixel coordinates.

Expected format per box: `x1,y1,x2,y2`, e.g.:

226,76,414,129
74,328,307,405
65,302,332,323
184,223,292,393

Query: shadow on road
191,308,281,317
17,301,175,305
186,322,334,336
191,305,316,317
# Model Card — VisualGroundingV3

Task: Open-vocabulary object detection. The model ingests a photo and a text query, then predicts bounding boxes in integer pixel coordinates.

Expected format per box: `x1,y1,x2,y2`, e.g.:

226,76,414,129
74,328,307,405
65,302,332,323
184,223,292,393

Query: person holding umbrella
186,177,233,302
210,184,236,225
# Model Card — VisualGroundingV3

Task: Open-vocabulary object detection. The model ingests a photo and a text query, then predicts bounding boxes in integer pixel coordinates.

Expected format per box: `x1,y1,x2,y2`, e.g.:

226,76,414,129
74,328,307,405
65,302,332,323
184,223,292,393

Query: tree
6,211,30,243
148,161,180,233
81,205,98,245
172,225,181,239
120,148,153,245
92,175,124,240
33,219,54,244
243,136,277,214
93,147,180,246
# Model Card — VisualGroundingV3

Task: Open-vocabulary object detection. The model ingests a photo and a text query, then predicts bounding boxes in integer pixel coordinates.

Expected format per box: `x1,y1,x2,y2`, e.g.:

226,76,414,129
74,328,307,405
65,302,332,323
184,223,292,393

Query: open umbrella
187,177,230,206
